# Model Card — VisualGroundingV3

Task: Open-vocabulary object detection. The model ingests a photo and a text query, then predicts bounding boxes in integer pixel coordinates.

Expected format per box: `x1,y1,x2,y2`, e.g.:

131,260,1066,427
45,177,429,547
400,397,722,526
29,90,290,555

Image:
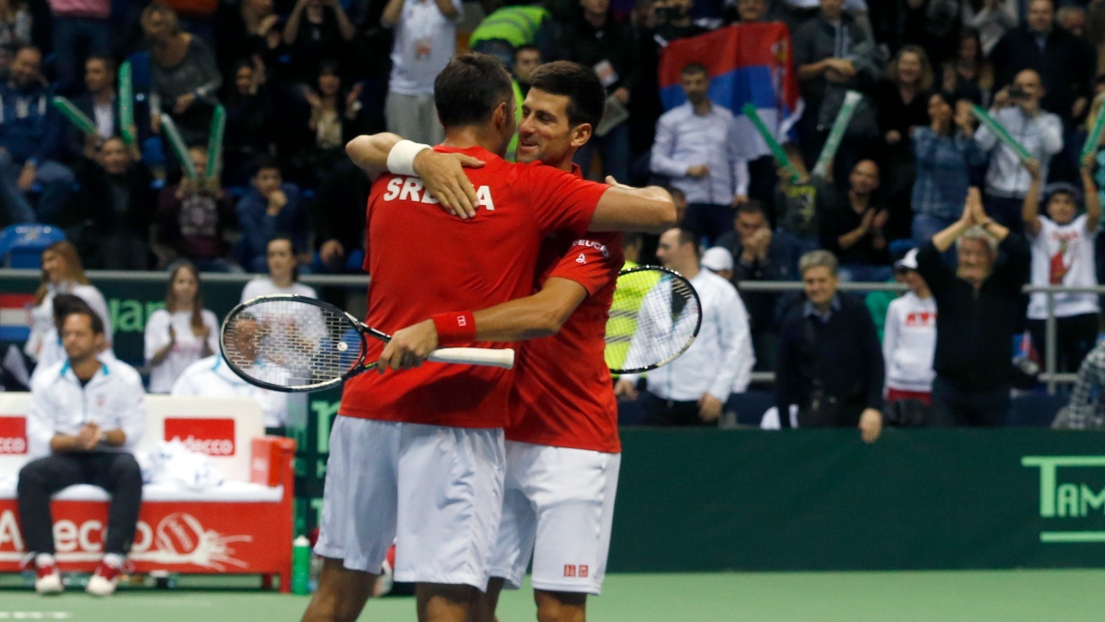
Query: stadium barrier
609,427,1105,572
0,395,296,590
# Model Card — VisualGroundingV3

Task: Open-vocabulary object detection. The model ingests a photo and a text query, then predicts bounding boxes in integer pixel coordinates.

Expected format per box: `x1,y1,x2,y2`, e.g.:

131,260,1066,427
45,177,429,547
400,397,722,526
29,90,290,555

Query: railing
737,280,1099,394
2,270,1099,394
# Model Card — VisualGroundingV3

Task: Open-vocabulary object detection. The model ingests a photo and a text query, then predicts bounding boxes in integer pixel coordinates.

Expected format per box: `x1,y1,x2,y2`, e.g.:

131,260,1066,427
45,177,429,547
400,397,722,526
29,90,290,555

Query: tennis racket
605,265,702,374
220,295,515,393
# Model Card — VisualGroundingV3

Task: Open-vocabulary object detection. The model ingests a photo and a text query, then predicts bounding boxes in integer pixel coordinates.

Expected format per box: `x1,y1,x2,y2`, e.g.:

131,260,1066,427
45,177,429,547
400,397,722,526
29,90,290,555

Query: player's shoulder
147,308,171,324
103,358,143,386
294,284,318,299
30,360,67,391
697,269,735,292
180,355,221,379
241,279,265,300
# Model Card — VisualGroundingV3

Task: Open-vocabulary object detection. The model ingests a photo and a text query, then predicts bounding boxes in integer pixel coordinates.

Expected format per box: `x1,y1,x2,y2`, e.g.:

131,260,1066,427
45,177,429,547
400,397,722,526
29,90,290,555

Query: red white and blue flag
658,23,803,156
0,294,33,342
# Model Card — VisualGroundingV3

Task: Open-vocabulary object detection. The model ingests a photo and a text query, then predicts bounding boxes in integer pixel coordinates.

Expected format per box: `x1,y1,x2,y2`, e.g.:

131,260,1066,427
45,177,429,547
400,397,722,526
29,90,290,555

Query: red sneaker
35,562,62,595
86,561,123,597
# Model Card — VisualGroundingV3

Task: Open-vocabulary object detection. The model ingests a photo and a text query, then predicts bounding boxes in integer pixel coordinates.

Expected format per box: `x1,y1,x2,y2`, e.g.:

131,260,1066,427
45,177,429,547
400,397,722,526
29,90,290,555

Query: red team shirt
508,226,624,454
339,146,607,429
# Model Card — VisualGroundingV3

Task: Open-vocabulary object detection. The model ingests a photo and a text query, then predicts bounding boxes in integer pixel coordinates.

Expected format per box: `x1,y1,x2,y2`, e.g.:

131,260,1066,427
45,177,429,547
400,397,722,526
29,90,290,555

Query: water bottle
292,535,311,595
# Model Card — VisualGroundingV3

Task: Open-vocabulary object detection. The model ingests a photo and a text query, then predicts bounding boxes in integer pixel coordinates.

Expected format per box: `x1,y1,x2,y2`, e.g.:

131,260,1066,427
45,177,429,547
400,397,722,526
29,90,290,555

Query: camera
1009,87,1028,100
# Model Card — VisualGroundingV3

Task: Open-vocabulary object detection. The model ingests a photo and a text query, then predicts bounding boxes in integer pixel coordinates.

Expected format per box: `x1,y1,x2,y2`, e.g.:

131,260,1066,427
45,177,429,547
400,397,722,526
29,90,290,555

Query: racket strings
223,299,359,390
605,269,701,373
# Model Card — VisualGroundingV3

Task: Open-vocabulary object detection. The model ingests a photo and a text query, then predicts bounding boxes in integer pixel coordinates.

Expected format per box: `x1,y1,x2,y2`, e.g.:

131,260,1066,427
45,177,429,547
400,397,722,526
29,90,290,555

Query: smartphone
1009,87,1028,99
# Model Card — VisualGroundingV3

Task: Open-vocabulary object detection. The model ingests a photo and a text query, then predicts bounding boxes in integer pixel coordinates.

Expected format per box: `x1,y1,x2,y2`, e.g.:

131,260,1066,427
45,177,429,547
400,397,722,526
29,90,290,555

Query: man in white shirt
1023,157,1101,374
172,314,291,433
18,309,146,598
615,227,754,425
975,68,1063,235
381,0,464,145
883,249,937,404
651,63,750,245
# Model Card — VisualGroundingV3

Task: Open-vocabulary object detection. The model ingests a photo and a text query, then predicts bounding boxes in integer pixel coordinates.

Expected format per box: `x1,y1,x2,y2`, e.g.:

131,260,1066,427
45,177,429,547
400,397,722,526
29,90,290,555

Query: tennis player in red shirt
304,54,673,622
360,61,631,622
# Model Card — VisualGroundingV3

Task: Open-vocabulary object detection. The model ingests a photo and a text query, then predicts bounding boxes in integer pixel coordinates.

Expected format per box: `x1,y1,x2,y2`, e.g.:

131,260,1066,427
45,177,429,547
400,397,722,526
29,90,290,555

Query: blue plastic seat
0,225,67,269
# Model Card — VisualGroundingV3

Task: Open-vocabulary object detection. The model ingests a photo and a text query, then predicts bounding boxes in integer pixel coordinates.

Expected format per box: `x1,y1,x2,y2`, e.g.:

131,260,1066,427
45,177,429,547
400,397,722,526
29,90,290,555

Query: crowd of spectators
7,0,1105,429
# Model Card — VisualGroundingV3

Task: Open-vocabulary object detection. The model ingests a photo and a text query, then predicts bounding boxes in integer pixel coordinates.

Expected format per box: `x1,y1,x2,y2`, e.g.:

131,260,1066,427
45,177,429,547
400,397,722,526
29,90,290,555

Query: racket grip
428,348,515,369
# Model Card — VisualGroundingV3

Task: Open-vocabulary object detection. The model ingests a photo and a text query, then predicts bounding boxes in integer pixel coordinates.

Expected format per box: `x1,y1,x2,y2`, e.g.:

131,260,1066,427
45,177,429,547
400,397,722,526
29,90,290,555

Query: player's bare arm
377,277,588,371
345,134,485,215
589,178,675,234
364,137,675,231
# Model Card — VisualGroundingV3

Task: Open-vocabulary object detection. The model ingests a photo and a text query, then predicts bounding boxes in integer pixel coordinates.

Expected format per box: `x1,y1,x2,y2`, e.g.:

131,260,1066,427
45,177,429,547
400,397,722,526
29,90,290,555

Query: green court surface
2,570,1104,621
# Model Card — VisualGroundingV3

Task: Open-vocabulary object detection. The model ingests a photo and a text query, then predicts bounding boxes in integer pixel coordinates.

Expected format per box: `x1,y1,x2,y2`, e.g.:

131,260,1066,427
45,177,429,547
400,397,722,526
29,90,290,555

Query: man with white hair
916,188,1031,426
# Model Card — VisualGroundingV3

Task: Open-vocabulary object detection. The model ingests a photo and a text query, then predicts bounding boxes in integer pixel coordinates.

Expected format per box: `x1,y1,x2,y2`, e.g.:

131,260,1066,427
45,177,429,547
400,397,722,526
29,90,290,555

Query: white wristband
386,139,431,177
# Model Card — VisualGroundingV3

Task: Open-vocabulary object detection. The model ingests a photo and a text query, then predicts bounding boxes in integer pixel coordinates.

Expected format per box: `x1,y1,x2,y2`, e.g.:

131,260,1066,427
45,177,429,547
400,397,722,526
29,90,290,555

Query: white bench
0,394,296,591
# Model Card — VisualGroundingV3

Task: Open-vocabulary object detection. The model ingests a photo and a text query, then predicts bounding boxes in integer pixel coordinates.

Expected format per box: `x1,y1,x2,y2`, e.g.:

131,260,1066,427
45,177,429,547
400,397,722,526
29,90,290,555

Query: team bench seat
0,395,296,592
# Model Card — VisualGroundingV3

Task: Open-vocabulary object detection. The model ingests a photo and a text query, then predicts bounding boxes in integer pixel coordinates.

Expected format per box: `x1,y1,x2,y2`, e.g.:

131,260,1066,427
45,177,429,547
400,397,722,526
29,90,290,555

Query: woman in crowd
287,60,364,187
24,241,113,363
911,91,984,244
145,262,219,394
142,3,222,147
874,45,933,240
940,27,992,107
241,235,317,301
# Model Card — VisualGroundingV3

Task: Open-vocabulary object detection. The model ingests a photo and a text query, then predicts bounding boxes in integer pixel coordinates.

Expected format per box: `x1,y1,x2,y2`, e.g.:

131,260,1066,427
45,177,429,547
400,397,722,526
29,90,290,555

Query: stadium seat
1007,393,1067,427
0,225,66,269
728,391,776,427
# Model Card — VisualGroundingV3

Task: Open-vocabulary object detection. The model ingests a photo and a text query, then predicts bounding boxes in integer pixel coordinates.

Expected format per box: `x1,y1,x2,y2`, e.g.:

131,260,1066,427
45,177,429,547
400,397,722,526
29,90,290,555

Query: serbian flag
658,23,803,158
0,294,33,342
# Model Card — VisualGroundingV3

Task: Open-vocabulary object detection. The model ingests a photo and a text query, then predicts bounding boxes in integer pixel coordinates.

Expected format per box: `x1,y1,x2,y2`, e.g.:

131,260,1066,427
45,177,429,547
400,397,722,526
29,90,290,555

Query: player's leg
304,557,377,622
477,441,539,622
533,590,587,622
303,416,400,622
416,582,481,622
526,445,622,621
396,423,506,622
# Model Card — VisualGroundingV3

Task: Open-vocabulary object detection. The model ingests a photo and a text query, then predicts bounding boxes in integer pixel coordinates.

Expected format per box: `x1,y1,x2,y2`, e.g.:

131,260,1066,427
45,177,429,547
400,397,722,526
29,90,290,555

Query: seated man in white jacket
615,227,754,425
883,249,937,404
19,308,147,597
171,314,290,434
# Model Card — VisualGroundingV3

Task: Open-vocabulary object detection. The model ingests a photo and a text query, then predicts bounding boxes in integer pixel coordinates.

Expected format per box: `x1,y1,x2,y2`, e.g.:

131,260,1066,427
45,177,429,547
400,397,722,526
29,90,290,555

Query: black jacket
990,26,1096,121
916,235,1031,391
776,292,884,427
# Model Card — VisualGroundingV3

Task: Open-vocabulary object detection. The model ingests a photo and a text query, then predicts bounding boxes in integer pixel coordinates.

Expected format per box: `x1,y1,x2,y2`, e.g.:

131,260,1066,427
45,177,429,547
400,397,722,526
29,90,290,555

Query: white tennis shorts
313,416,505,590
489,440,621,595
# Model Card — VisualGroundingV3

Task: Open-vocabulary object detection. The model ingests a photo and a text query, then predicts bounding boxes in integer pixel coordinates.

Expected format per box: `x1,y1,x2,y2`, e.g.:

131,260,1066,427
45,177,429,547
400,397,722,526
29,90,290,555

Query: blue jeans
0,151,75,224
573,121,630,182
52,17,112,94
912,212,957,246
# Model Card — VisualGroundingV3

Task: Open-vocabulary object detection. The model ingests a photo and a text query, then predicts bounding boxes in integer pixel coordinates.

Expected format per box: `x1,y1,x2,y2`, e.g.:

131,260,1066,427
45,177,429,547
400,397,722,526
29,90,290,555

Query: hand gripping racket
605,266,702,374
220,295,515,393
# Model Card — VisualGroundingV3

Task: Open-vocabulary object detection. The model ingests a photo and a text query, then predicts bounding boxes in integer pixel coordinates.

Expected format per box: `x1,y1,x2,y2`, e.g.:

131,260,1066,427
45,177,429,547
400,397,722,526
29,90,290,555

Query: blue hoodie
0,79,63,164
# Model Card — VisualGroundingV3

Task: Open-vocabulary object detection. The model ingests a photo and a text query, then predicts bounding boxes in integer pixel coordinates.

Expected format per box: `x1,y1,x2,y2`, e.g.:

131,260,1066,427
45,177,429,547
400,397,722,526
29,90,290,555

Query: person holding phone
974,68,1063,235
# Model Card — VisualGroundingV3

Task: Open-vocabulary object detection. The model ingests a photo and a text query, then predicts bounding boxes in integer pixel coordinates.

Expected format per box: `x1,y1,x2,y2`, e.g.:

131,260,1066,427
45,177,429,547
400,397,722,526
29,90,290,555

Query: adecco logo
0,417,27,455
164,418,236,456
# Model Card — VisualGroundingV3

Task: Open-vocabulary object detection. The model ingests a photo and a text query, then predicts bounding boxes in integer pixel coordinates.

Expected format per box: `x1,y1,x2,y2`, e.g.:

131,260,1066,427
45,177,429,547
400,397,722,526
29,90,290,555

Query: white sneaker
86,561,122,597
35,563,62,595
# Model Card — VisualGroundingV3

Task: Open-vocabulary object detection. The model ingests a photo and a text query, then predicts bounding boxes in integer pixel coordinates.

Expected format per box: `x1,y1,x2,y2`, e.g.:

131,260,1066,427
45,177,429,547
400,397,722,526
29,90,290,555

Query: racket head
605,265,703,374
220,294,368,393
